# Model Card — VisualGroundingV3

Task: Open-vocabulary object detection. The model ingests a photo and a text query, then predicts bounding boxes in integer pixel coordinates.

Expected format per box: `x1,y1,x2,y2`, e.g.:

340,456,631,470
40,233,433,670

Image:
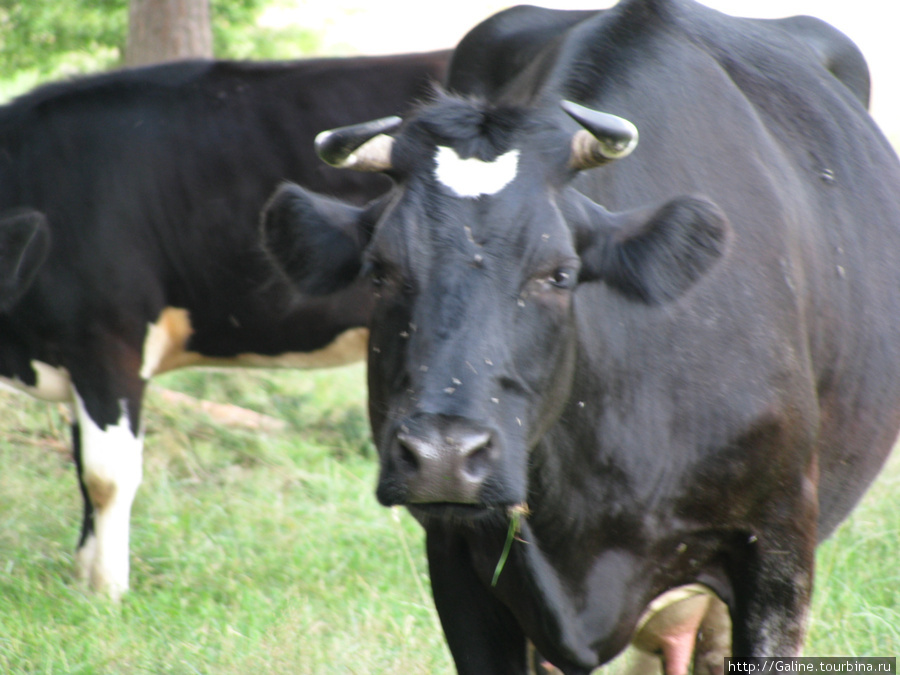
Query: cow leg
732,550,813,656
731,506,817,657
71,385,144,601
426,527,529,675
71,419,96,582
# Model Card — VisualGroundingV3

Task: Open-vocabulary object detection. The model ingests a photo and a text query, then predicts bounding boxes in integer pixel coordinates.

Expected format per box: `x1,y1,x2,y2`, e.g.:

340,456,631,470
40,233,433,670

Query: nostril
392,420,497,503
396,423,495,480
397,437,421,473
464,442,493,480
458,429,493,480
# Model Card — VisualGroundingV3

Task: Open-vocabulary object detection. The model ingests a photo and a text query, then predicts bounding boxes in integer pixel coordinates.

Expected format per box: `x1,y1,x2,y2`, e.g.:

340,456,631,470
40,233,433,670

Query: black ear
260,182,369,296
0,209,50,312
569,194,730,304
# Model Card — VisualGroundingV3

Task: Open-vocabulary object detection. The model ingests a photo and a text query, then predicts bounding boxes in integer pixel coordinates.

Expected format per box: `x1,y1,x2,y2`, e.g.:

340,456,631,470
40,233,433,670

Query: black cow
261,1,900,673
0,50,448,601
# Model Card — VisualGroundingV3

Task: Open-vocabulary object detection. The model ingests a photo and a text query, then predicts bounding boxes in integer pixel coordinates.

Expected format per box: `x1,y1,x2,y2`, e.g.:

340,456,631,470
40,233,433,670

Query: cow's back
0,53,448,362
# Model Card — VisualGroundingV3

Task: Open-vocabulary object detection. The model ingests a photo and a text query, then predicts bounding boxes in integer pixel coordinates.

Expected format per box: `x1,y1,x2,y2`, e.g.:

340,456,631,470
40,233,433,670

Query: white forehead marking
433,146,520,198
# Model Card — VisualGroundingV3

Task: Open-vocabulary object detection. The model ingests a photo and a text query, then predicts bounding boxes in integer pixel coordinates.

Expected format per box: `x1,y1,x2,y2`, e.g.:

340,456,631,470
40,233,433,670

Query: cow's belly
0,308,368,403
0,360,72,402
178,326,370,371
140,306,368,378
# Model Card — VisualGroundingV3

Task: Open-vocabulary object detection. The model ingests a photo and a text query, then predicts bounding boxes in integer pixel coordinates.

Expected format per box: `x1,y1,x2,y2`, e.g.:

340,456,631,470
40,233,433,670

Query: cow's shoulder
446,5,598,99
664,1,866,107
3,60,216,117
752,15,870,107
545,0,870,151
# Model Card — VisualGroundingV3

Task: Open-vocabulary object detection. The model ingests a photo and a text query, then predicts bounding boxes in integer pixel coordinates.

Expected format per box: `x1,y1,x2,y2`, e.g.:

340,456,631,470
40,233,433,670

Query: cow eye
548,267,577,289
363,260,387,288
363,258,414,296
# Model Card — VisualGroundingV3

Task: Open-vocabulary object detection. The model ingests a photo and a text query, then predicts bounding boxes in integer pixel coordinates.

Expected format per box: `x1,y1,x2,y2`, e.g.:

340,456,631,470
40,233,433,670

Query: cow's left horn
562,100,639,170
314,116,402,171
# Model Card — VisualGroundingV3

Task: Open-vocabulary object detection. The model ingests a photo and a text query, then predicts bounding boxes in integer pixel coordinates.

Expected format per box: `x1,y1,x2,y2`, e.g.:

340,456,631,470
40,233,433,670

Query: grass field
1,364,898,673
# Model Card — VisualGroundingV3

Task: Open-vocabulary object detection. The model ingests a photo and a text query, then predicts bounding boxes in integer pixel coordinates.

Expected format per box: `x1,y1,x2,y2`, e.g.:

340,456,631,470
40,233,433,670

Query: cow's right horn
562,100,639,170
314,116,401,171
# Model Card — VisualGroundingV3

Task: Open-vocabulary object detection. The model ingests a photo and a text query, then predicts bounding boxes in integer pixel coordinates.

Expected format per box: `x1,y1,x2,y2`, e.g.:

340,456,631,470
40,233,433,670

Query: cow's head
262,94,729,521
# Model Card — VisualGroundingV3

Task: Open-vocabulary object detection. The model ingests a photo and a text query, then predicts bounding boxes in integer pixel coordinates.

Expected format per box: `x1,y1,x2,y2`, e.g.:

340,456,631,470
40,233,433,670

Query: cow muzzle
377,414,500,507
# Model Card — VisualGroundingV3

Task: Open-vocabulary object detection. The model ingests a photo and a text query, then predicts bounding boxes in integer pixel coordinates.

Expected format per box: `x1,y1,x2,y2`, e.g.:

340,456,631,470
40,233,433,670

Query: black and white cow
261,1,900,672
0,50,448,600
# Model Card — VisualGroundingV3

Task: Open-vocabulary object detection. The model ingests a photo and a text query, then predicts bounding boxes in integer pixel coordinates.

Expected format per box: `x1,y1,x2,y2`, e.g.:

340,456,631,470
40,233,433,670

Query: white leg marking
433,146,520,198
73,389,143,601
74,532,97,584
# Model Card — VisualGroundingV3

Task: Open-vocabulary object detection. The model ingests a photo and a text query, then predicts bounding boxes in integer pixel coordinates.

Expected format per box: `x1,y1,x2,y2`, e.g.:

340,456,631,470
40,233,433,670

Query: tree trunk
126,0,213,67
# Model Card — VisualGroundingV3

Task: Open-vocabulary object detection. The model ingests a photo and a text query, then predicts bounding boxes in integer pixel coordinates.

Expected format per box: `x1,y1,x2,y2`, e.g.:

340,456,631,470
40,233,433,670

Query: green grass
0,365,451,674
807,449,900,656
1,364,898,673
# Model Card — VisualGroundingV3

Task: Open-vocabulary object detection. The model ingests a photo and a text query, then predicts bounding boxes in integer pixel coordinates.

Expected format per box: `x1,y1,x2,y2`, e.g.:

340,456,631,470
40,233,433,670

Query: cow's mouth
407,502,509,525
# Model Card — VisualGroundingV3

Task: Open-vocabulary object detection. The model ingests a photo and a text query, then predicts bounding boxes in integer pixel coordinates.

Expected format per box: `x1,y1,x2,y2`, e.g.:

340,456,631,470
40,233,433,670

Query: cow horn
562,100,639,170
314,116,402,171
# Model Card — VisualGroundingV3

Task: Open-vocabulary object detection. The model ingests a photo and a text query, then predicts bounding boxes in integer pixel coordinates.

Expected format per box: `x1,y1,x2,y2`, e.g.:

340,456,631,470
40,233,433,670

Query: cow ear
0,209,50,312
260,182,370,296
569,194,731,304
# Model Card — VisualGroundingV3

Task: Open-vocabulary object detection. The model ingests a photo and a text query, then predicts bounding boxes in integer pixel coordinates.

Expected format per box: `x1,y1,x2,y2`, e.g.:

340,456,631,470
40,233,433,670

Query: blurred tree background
126,0,215,66
0,0,323,100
